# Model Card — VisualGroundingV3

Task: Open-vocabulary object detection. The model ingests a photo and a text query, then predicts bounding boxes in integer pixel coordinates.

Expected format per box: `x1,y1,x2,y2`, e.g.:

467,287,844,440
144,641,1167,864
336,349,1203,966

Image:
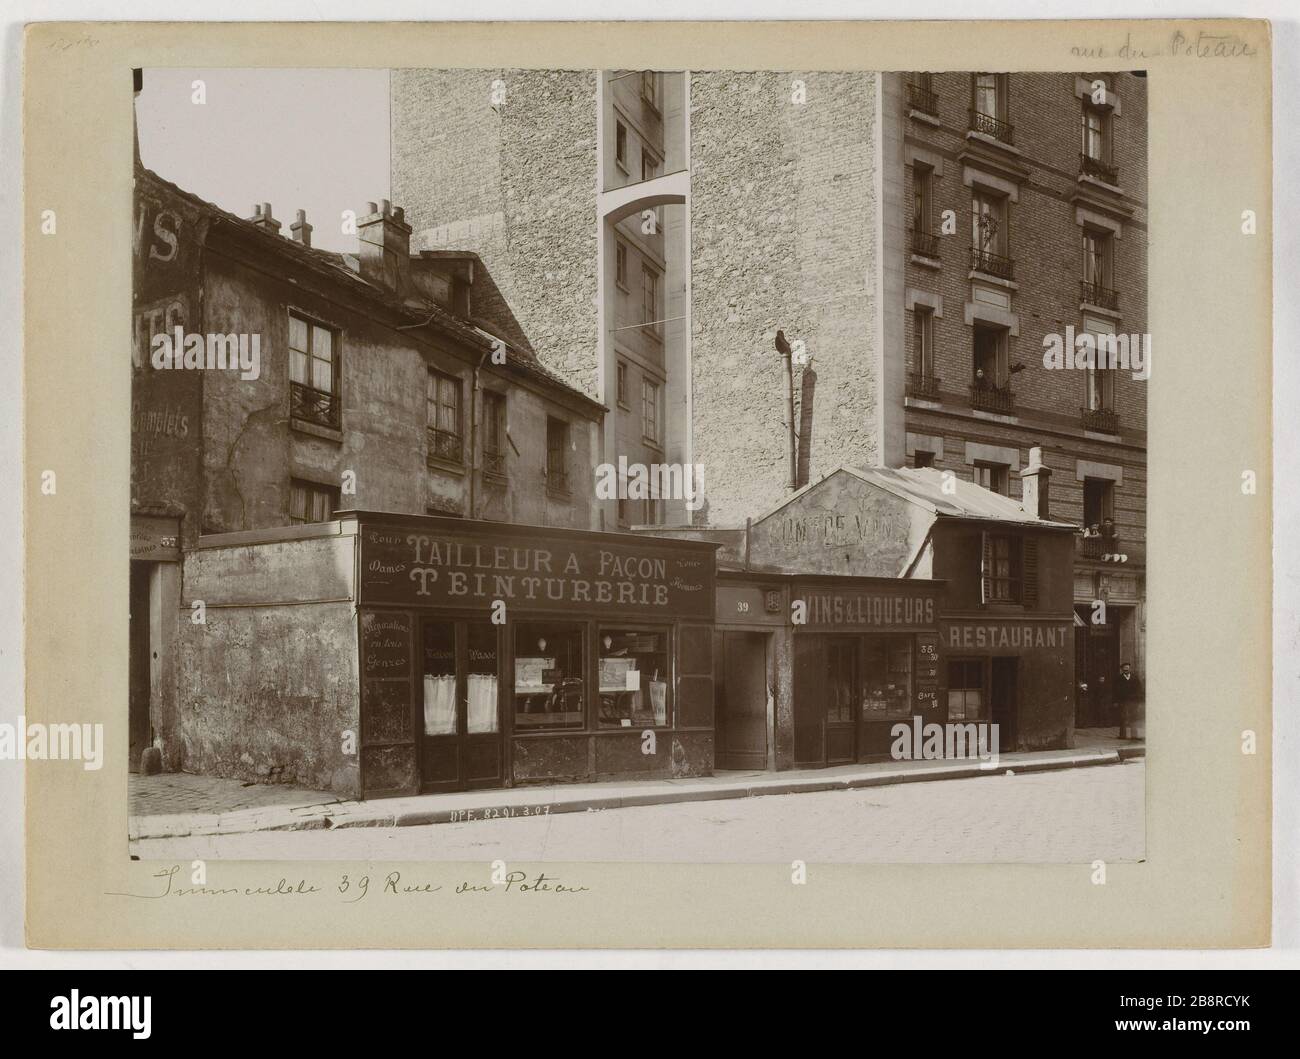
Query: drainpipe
775,330,796,490
470,349,489,519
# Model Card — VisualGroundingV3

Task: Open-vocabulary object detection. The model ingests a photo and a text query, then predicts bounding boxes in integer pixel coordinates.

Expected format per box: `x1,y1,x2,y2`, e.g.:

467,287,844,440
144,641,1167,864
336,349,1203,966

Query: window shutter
1022,536,1039,608
980,531,991,605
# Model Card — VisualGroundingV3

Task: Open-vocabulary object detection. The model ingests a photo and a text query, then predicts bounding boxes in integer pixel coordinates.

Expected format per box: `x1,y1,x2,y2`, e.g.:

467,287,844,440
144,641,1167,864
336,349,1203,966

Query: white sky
136,68,391,252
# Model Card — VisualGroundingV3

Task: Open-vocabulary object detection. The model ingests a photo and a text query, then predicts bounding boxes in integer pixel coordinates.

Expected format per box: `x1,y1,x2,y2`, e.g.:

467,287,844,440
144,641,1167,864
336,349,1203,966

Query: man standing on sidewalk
1115,662,1144,740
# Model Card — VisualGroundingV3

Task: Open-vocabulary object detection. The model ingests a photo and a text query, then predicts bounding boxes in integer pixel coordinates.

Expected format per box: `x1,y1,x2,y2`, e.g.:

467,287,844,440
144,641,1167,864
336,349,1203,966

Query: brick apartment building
886,71,1148,727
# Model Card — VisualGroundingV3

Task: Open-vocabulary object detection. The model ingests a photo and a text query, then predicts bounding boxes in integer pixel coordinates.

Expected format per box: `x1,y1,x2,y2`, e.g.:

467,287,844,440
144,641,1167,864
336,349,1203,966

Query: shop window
981,532,1022,604
546,417,569,495
862,640,914,720
947,658,986,720
422,623,458,735
513,622,585,731
427,368,463,465
288,311,340,430
598,628,669,728
288,478,338,525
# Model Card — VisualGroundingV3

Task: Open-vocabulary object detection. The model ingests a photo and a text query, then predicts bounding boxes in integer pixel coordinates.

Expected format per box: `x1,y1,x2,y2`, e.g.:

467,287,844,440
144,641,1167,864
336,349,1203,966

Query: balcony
546,467,570,496
1080,279,1120,311
907,372,941,400
1078,531,1126,563
482,449,506,477
970,246,1015,280
907,81,939,117
427,426,463,466
289,381,340,430
1080,152,1119,185
969,383,1015,415
910,229,941,258
1081,406,1119,434
969,109,1015,145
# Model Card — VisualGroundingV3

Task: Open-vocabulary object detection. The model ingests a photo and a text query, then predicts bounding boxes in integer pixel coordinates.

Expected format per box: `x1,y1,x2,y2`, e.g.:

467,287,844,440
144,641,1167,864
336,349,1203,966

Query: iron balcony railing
969,108,1015,144
1078,532,1122,561
1081,406,1119,434
907,372,941,400
546,467,570,494
289,381,340,430
1080,151,1119,184
970,246,1015,280
427,426,463,466
969,383,1015,415
911,229,941,257
907,81,939,117
1080,279,1120,311
482,449,506,477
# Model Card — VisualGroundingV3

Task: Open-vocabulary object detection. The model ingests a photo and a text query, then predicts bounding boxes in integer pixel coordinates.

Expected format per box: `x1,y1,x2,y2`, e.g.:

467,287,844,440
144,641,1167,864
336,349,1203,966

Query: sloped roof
135,165,604,415
849,466,1078,529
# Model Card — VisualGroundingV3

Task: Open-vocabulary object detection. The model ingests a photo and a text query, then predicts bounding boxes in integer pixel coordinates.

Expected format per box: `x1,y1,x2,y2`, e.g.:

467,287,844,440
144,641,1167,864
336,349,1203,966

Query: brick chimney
357,199,413,298
290,209,313,247
248,203,282,235
1020,446,1052,520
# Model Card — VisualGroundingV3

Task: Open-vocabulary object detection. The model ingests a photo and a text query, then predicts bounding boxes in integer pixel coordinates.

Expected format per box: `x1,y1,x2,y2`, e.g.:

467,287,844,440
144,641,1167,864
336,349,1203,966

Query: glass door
420,619,503,792
825,636,858,764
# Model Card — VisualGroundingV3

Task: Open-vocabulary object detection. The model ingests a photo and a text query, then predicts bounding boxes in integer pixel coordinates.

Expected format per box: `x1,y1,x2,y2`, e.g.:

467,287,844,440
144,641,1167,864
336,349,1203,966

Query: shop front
356,514,718,797
790,580,944,766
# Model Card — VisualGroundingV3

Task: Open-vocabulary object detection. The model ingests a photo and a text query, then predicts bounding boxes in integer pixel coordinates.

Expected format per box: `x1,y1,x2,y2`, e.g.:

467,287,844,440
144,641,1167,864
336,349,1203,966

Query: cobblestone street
131,758,1144,864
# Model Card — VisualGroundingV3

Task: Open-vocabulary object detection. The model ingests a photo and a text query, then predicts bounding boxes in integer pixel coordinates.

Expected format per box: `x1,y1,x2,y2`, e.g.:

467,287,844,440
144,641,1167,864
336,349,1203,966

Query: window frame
288,310,342,430
981,532,1023,605
288,477,339,525
972,323,1009,388
641,375,662,447
913,305,935,378
912,162,933,235
971,72,1006,121
1082,477,1115,531
973,460,1010,496
640,70,659,111
971,188,1008,256
641,264,661,337
481,389,507,478
426,367,465,467
947,657,988,721
545,415,570,496
615,120,629,170
1082,227,1113,289
1081,102,1111,163
615,240,629,290
596,623,673,729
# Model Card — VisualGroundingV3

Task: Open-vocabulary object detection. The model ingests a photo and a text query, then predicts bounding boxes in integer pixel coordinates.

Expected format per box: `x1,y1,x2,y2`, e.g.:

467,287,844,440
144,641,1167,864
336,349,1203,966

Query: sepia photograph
127,65,1148,864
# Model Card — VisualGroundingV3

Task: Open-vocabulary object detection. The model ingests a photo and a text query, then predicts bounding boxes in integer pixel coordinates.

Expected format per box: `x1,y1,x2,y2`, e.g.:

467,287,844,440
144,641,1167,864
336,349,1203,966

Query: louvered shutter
980,531,991,605
1022,536,1039,608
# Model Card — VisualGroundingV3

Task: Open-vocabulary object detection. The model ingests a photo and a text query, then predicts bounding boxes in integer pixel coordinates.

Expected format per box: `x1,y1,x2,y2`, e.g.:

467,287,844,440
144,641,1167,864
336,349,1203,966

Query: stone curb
130,746,1139,840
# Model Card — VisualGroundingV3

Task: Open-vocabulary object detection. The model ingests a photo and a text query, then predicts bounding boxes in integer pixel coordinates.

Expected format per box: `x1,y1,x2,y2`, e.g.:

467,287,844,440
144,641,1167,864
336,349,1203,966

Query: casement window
616,360,630,408
1082,103,1110,162
481,390,506,476
615,241,629,289
546,416,569,494
973,461,1010,496
973,324,1008,387
971,190,1007,256
427,368,463,465
980,532,1022,604
1084,328,1117,411
972,73,1004,120
288,478,339,525
947,659,987,721
1082,228,1113,289
641,377,662,445
615,121,628,169
642,150,661,183
912,163,933,234
288,312,340,429
641,266,661,335
1082,477,1115,532
979,532,1038,607
641,71,659,110
644,497,662,526
913,306,934,377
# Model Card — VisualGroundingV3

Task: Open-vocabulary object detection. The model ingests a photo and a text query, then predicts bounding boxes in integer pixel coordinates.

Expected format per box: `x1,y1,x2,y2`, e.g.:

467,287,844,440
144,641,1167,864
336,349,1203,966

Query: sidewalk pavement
129,734,1143,842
